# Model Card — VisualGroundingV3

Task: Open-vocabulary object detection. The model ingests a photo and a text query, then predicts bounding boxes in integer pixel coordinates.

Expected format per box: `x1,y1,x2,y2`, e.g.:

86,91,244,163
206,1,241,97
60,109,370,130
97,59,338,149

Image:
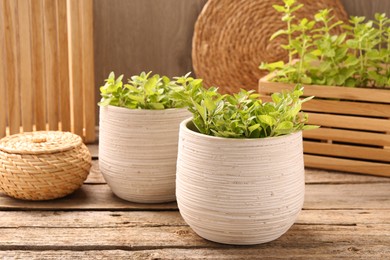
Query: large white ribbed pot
176,118,305,245
99,105,191,203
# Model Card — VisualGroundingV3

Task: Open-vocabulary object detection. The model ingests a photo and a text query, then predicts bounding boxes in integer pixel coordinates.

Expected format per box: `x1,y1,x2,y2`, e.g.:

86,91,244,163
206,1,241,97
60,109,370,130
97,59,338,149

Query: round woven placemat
192,0,348,93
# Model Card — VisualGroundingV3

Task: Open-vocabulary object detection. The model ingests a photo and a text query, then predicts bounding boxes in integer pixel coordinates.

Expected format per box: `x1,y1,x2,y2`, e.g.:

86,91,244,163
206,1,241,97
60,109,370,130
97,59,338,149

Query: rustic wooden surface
0,145,389,259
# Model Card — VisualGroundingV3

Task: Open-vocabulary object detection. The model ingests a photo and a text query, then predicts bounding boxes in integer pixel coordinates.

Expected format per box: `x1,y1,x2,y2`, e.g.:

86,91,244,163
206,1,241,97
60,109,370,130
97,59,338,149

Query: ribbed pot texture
176,119,305,245
99,105,191,203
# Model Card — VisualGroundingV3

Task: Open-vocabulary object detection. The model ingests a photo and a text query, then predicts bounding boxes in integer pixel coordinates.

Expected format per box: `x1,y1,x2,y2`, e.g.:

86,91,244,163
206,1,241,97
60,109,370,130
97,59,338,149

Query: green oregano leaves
260,0,390,88
185,85,318,138
98,71,199,109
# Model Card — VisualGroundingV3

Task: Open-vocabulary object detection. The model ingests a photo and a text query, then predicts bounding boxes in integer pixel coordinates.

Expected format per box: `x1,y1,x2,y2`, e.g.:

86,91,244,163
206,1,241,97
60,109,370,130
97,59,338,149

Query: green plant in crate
182,84,318,138
260,0,390,88
98,71,201,109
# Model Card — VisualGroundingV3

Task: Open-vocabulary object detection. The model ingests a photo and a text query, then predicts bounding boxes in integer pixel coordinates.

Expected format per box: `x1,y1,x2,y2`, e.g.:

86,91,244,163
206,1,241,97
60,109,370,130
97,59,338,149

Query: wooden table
0,146,389,259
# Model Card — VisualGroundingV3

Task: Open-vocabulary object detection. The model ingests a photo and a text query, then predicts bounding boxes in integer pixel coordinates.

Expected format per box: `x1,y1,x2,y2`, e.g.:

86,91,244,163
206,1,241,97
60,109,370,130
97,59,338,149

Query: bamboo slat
67,0,84,137
30,0,47,131
57,0,71,132
43,0,60,130
3,0,21,135
81,0,96,143
17,0,33,132
0,5,7,138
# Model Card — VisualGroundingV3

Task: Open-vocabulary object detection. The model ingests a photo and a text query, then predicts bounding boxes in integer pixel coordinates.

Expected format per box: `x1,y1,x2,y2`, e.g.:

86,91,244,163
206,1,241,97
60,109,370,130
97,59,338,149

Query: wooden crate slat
303,141,390,162
57,0,71,132
43,0,60,130
17,0,34,132
81,0,96,143
261,92,390,118
259,77,390,103
3,0,21,135
31,0,47,131
67,0,84,137
303,128,390,147
303,99,390,118
0,5,7,138
304,154,390,177
307,112,390,132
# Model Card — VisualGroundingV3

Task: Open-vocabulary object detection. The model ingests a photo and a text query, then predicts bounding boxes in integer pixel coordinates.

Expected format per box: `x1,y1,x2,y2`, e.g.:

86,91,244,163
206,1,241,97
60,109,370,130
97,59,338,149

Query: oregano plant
185,84,318,138
98,71,200,109
260,0,390,88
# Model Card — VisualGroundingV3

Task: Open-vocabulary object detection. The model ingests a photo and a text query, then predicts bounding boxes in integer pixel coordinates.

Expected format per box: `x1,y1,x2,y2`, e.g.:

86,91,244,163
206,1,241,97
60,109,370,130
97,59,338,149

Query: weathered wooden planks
1,247,389,260
0,209,388,228
1,181,389,210
0,225,388,254
0,185,177,210
0,160,389,258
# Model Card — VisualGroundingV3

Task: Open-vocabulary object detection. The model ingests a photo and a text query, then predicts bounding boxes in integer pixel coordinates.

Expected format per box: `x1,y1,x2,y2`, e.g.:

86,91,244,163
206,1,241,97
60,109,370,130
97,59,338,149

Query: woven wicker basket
0,131,91,200
192,0,348,93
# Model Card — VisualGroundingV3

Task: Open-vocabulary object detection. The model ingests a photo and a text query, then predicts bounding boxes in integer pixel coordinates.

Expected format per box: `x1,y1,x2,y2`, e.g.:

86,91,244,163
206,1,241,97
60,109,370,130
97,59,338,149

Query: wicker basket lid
192,0,348,93
0,131,83,155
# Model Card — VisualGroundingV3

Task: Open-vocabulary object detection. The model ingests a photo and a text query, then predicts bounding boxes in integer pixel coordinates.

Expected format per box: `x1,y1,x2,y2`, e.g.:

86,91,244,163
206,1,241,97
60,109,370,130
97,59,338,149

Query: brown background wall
93,0,390,123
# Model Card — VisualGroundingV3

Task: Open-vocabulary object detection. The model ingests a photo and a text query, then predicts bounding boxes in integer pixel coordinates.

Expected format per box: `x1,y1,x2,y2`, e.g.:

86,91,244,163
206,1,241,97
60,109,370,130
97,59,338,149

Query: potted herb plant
176,84,317,245
98,72,198,203
259,0,390,177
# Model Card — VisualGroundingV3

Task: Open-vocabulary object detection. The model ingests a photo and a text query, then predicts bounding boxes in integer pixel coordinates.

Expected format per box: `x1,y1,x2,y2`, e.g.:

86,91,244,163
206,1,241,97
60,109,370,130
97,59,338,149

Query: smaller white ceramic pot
176,118,305,245
99,105,191,203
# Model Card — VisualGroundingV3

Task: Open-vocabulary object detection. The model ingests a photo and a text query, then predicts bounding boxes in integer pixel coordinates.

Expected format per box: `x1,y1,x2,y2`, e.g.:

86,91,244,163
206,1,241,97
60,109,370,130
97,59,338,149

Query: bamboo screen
0,0,96,143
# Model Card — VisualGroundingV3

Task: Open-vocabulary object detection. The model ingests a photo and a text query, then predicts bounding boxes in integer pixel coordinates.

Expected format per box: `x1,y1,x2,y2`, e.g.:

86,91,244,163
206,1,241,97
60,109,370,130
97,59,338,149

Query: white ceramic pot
99,105,191,203
176,118,305,245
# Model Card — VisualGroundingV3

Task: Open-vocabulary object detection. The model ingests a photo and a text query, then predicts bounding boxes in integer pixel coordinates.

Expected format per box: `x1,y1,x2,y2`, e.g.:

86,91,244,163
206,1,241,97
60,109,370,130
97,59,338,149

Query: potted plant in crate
176,84,317,245
259,0,390,177
98,72,199,203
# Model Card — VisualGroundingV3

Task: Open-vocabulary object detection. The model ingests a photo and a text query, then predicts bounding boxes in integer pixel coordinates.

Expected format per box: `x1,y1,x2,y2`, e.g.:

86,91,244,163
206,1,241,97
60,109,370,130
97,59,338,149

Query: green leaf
270,29,288,40
302,125,320,130
248,124,260,133
144,75,158,95
149,103,165,110
193,100,207,122
258,115,276,126
272,4,285,12
346,39,359,49
98,98,112,107
265,61,285,70
204,97,216,113
276,121,294,130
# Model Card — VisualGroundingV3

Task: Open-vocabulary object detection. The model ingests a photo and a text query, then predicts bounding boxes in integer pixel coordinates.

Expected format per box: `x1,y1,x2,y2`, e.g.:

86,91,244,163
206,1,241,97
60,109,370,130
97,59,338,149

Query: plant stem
288,21,293,64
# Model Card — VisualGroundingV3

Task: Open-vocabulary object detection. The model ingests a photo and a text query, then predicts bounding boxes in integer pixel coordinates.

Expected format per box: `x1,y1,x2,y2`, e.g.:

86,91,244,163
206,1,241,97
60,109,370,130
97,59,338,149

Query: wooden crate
259,74,390,177
0,0,96,143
